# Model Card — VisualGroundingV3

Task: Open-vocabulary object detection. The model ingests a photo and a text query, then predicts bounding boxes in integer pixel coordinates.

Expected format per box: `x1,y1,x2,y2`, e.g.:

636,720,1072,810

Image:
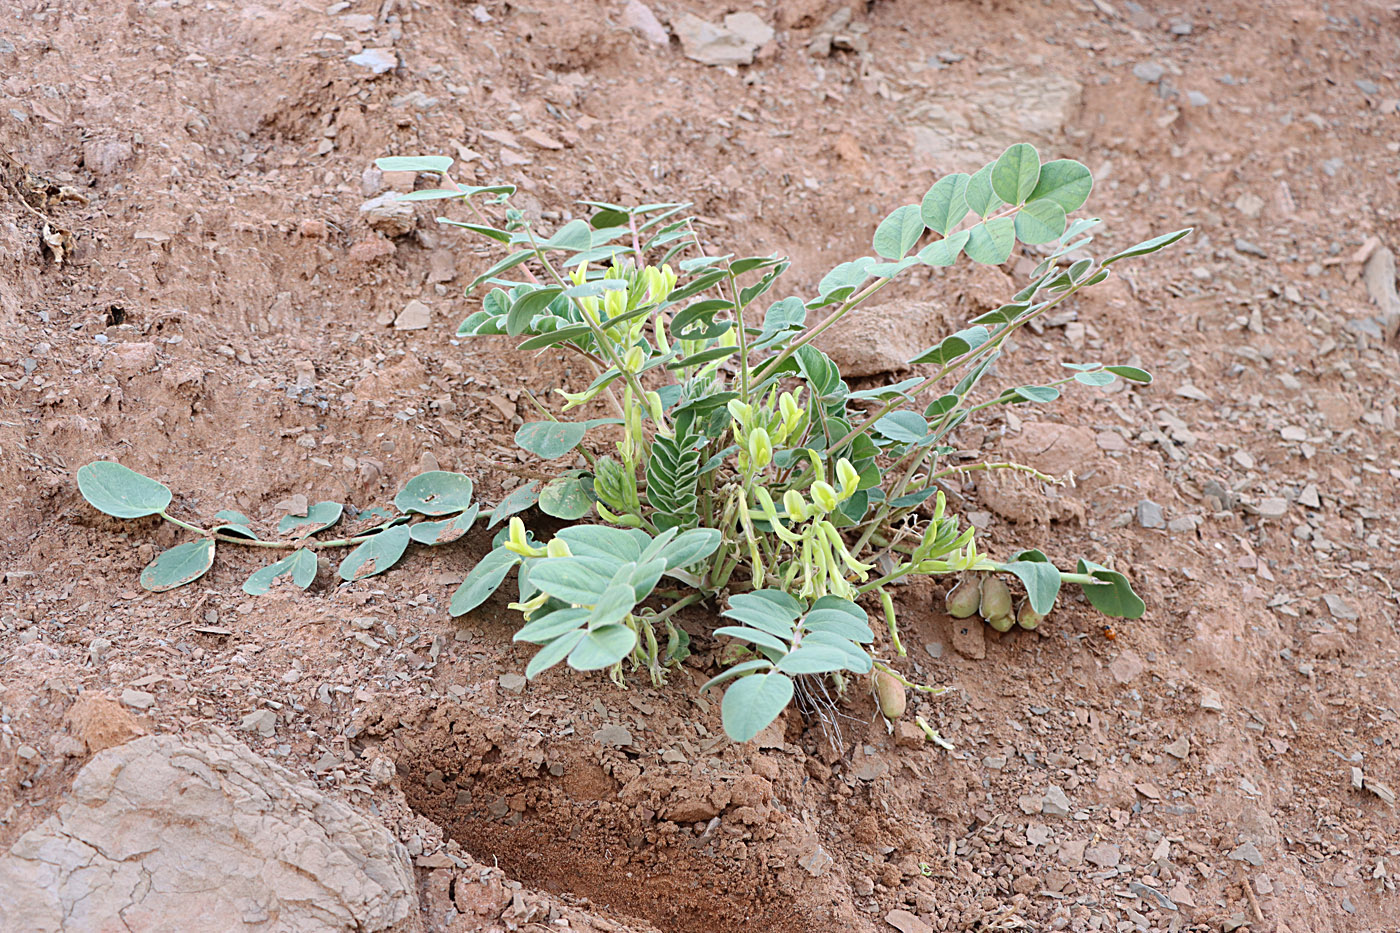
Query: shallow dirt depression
361,695,816,933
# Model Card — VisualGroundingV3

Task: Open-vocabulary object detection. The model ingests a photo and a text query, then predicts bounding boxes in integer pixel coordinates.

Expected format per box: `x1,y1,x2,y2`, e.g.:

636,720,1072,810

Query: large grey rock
908,69,1082,170
0,732,418,932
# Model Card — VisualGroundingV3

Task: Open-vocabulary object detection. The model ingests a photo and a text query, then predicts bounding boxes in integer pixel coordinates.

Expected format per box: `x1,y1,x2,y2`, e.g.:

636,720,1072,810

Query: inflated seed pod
1016,599,1044,630
874,670,907,720
944,576,980,618
986,614,1015,633
978,575,1013,622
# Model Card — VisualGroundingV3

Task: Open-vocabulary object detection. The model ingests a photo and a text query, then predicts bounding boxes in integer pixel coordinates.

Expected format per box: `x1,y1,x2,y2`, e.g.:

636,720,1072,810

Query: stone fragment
885,908,933,933
1136,499,1165,529
1042,784,1072,817
394,299,431,330
1229,841,1264,866
592,724,633,747
359,194,415,237
1109,650,1145,684
498,673,526,695
65,693,146,753
1085,843,1121,868
622,0,669,45
348,47,397,74
0,733,416,932
120,688,155,710
1164,735,1190,759
240,708,278,737
673,12,772,66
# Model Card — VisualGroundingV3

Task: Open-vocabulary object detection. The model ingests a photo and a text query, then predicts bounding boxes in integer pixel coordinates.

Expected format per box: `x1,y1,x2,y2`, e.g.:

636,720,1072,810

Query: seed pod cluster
943,575,980,618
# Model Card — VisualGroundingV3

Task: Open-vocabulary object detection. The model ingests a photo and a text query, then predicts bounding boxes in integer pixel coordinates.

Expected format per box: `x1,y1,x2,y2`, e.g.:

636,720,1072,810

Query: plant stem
160,510,494,551
751,277,890,385
872,661,947,695
928,460,1060,485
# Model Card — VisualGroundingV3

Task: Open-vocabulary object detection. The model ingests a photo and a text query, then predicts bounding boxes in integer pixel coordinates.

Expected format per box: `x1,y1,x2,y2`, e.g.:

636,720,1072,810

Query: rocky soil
2,1,1398,931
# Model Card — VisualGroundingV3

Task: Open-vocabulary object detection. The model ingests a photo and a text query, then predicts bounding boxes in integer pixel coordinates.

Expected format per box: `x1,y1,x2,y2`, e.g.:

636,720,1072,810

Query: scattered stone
348,47,397,74
0,733,416,931
498,673,527,695
109,341,159,376
1298,484,1321,508
298,218,328,238
1059,838,1086,868
1085,843,1121,868
1200,688,1224,711
1234,193,1265,219
120,688,155,710
621,0,669,45
394,299,431,330
1109,650,1145,684
1234,237,1269,258
592,724,633,747
1167,515,1199,534
885,908,933,933
1363,777,1397,806
1229,841,1264,866
1026,823,1051,846
799,844,835,877
240,708,278,737
1164,735,1190,759
1251,497,1289,519
520,129,564,150
1186,90,1209,106
1130,882,1177,910
673,12,772,66
1042,784,1072,817
1136,499,1165,529
359,194,415,237
1355,78,1380,96
1322,594,1358,620
427,251,456,283
1360,244,1400,339
1132,61,1165,83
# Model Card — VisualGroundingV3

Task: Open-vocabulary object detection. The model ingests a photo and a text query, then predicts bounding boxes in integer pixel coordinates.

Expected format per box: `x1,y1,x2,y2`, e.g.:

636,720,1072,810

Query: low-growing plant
79,144,1188,742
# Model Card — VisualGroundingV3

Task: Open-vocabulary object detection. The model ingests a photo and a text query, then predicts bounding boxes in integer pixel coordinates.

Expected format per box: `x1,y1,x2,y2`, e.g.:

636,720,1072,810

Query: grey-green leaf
450,547,521,615
242,548,317,595
337,525,411,581
964,163,1002,217
278,501,344,539
1076,559,1146,619
991,143,1041,205
141,539,215,592
568,624,637,671
1105,365,1152,384
1014,199,1068,245
1102,228,1193,266
963,217,1016,265
394,471,475,516
374,155,452,173
1000,550,1061,615
721,672,795,743
916,229,970,267
487,481,540,528
872,204,925,259
516,421,589,460
1027,159,1093,212
77,462,172,519
920,173,970,236
539,475,592,519
409,505,480,545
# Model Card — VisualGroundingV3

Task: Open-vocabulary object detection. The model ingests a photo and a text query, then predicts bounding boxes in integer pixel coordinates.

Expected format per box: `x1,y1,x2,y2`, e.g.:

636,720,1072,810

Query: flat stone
240,708,278,737
673,11,770,66
0,733,416,931
359,194,415,237
120,688,155,710
885,908,932,933
1164,735,1190,759
1200,688,1224,711
393,299,431,330
1229,841,1264,866
1109,649,1146,684
1322,594,1359,620
798,844,834,877
1042,784,1072,817
1233,193,1266,219
1136,499,1165,529
592,724,633,747
1085,843,1121,868
1132,61,1165,83
498,673,527,695
621,0,669,45
1059,838,1086,868
348,47,397,74
1252,497,1288,519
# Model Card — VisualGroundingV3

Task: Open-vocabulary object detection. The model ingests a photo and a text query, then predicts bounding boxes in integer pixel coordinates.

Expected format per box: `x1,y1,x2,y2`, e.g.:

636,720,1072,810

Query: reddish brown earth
2,1,1398,931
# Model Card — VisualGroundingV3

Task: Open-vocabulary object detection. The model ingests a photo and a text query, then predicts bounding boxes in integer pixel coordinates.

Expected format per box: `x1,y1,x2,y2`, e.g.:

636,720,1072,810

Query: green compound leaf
920,173,970,236
964,163,1003,218
539,475,592,519
916,229,970,267
409,505,480,546
722,671,795,743
516,418,621,461
374,155,452,173
243,548,317,596
872,204,925,259
77,462,172,519
991,143,1041,205
394,471,475,516
1076,559,1146,619
278,501,343,539
1014,198,1068,245
451,546,522,616
1000,550,1062,616
140,539,215,592
1027,159,1093,212
487,481,540,529
963,217,1017,265
1105,365,1152,384
337,525,411,581
1102,228,1192,266
567,624,638,671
